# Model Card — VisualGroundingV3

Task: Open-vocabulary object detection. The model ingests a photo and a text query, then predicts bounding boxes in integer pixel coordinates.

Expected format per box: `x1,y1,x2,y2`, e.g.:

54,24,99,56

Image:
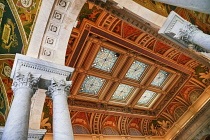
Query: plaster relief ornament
16,0,36,12
12,72,41,92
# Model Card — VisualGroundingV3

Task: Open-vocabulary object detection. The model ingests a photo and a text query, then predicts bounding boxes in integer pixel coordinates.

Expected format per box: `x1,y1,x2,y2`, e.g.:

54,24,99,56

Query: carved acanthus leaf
12,72,41,92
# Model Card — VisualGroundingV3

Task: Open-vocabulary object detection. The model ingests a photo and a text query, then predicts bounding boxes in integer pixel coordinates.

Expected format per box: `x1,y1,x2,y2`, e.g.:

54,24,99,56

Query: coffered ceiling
69,33,183,117
41,1,209,138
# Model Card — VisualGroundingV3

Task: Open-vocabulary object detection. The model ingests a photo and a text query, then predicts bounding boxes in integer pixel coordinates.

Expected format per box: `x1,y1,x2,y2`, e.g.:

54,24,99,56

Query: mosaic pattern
112,84,133,100
92,48,119,72
80,75,105,94
151,70,169,87
138,90,157,106
126,60,148,80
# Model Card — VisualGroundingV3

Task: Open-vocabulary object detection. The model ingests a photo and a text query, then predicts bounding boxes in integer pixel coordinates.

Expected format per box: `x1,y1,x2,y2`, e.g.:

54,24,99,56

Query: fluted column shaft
46,79,73,140
2,73,40,140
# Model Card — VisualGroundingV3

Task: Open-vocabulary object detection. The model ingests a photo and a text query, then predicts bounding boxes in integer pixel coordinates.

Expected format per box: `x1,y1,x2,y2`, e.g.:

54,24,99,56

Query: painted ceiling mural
0,55,14,126
0,0,208,137
39,1,210,136
0,0,41,127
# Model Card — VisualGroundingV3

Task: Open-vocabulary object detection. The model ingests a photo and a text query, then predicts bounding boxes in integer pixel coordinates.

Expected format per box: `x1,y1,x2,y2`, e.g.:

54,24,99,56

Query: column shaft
2,72,40,140
192,32,210,50
46,79,73,140
53,92,74,140
2,88,33,140
153,0,210,14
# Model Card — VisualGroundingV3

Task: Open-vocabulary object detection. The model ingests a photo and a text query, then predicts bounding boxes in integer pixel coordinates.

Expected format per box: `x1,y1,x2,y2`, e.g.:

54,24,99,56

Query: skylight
112,84,134,100
92,47,119,72
126,60,148,80
138,90,158,106
151,70,169,87
80,75,105,95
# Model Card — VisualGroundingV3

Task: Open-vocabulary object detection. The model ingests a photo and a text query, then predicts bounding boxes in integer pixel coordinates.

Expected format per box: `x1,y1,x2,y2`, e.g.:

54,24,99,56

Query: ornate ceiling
0,0,209,139
40,1,209,137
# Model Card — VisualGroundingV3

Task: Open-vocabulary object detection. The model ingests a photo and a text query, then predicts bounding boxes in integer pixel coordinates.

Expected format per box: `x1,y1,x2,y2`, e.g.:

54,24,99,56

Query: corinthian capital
46,79,72,99
12,72,41,92
174,21,201,44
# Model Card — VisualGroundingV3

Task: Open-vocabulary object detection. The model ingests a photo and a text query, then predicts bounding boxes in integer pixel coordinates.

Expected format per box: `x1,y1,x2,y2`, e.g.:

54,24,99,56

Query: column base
0,127,47,140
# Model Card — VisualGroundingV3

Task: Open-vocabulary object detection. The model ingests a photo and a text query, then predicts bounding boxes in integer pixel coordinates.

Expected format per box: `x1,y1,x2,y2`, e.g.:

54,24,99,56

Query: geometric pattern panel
151,70,169,87
126,60,148,80
92,47,119,72
112,84,134,100
80,75,105,95
137,90,158,107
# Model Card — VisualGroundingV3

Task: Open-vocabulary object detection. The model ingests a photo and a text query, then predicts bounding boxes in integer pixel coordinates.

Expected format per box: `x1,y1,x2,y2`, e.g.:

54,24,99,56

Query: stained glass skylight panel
80,75,105,94
92,47,119,72
151,70,169,87
112,84,134,100
138,90,157,106
126,60,148,80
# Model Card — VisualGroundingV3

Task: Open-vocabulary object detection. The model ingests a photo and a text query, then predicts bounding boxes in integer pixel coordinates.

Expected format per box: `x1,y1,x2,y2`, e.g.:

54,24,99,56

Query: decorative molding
0,127,47,140
11,54,74,89
173,99,210,140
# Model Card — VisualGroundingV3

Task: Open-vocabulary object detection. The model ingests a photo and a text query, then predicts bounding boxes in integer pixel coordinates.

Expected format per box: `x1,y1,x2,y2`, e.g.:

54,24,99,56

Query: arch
102,126,119,135
189,89,203,104
73,125,90,134
128,128,142,136
174,106,188,121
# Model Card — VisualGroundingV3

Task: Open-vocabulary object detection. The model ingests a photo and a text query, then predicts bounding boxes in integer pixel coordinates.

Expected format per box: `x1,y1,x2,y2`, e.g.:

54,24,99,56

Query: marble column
158,11,210,52
173,22,210,51
153,0,210,14
2,72,40,140
46,79,74,140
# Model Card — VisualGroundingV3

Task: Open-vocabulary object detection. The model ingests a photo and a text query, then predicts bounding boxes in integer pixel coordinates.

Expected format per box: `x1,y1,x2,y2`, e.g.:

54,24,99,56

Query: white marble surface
0,127,46,140
29,89,47,129
26,0,55,58
154,0,210,14
112,0,166,28
46,79,74,140
2,73,40,140
39,0,86,65
11,54,74,82
193,32,210,51
159,11,210,52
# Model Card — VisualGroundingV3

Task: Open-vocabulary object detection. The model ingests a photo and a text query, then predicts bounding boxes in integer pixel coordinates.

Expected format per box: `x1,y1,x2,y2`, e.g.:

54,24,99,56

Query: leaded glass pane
112,84,133,100
126,60,148,80
80,75,105,94
92,47,119,72
151,70,169,87
138,90,157,105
